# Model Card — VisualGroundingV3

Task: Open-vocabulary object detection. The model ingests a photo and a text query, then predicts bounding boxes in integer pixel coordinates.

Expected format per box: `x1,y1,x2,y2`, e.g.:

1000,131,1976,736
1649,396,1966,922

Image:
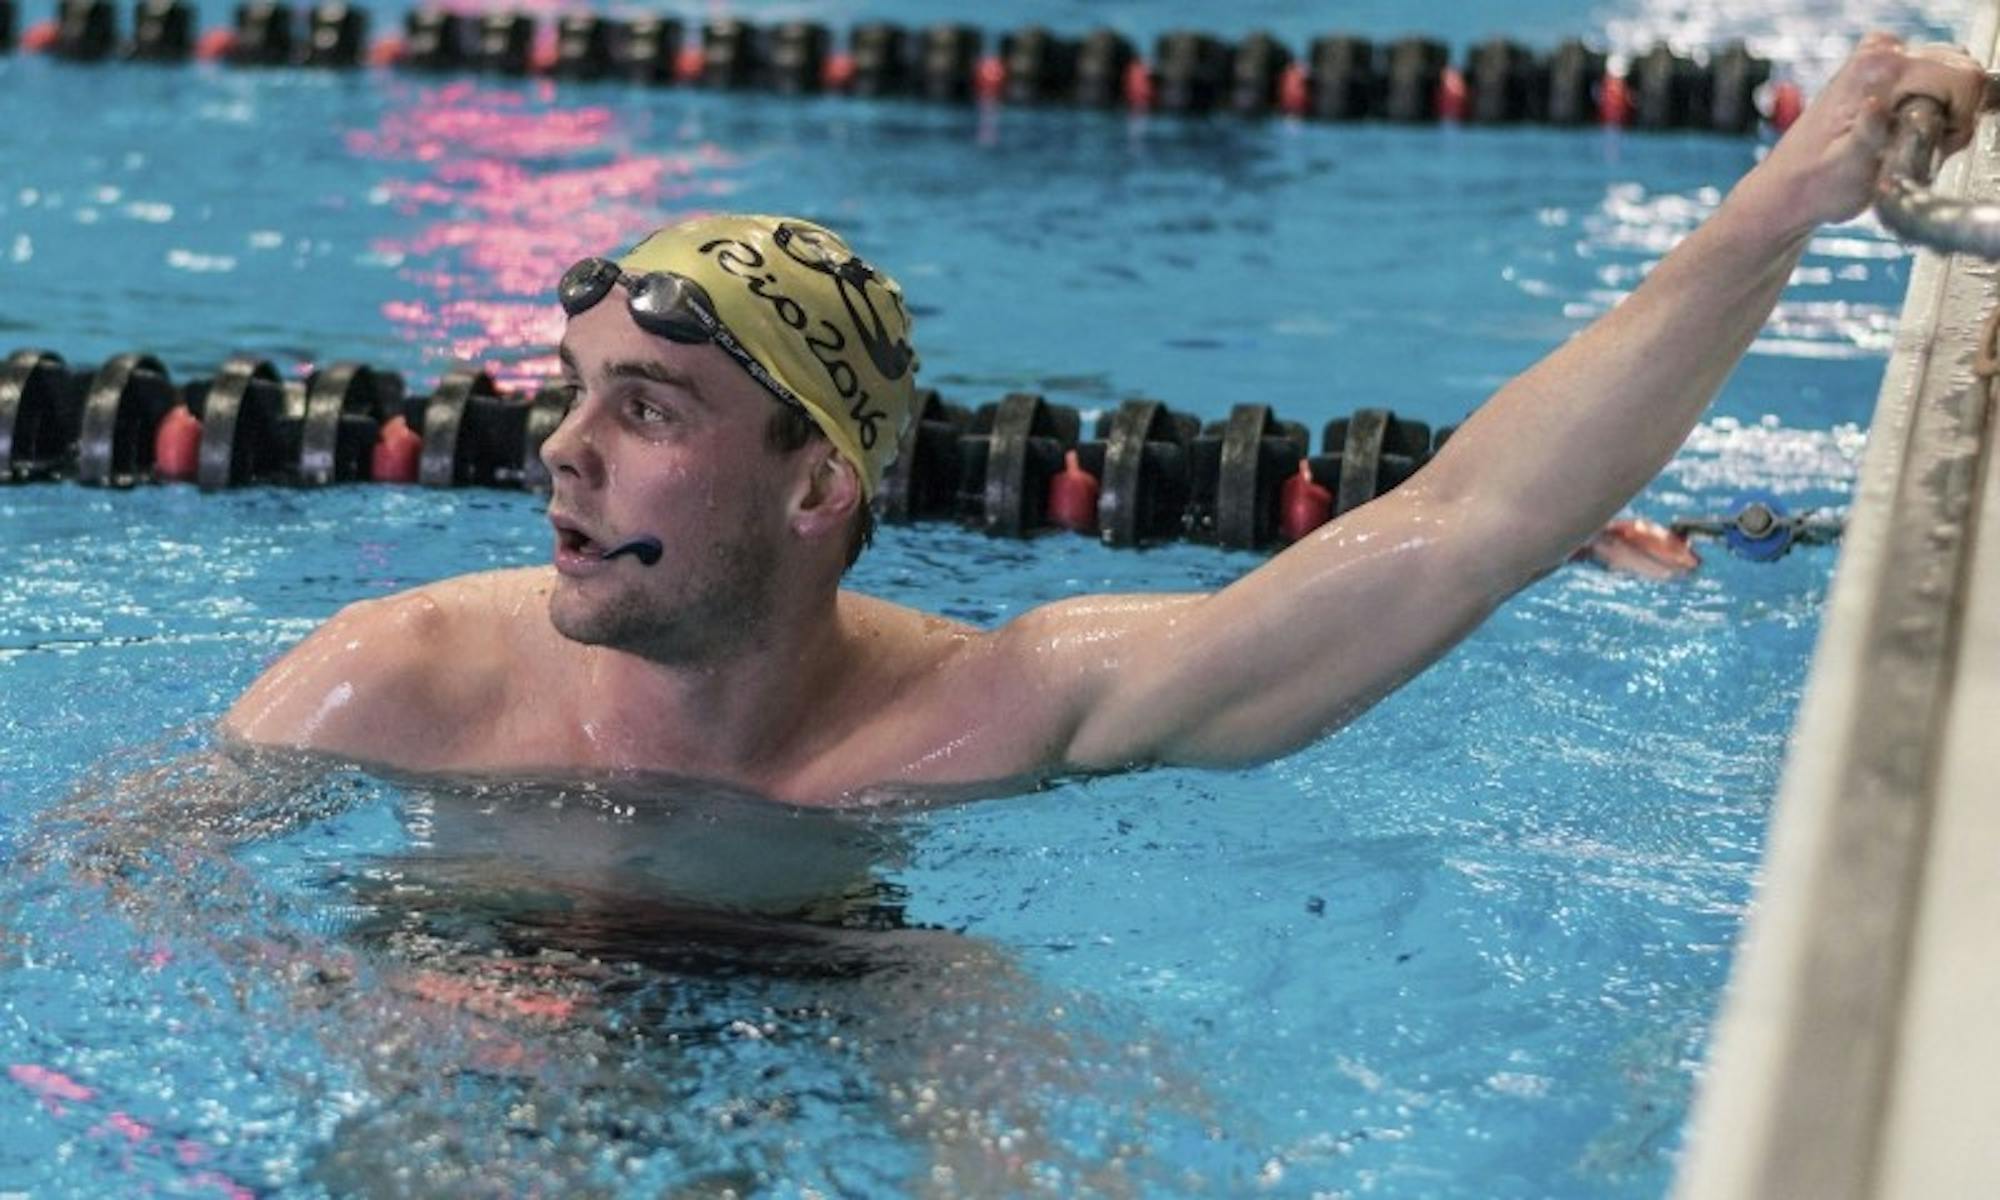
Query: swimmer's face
540,287,804,662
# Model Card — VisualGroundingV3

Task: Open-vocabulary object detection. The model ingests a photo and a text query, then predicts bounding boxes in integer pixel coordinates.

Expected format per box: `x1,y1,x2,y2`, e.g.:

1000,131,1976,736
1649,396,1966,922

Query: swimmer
223,37,1987,805
1575,518,1702,580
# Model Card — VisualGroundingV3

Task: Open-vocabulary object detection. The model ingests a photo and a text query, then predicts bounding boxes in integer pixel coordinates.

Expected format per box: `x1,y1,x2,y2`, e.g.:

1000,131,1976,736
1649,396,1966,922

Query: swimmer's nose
538,393,604,486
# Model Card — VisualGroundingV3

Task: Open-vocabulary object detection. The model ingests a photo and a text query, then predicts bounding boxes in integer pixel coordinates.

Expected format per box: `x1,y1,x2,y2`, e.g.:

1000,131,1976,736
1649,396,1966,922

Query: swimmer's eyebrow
556,343,712,409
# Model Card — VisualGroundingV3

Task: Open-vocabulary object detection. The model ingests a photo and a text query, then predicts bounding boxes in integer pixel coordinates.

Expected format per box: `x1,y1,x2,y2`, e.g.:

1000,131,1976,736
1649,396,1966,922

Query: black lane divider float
0,346,1839,561
0,1,1808,134
0,344,1440,549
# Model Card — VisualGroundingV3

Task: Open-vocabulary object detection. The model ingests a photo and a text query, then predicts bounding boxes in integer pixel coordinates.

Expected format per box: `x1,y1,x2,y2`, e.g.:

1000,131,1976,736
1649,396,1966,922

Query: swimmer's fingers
1897,42,1989,155
1852,90,1896,159
1828,36,1982,131
1747,35,1992,233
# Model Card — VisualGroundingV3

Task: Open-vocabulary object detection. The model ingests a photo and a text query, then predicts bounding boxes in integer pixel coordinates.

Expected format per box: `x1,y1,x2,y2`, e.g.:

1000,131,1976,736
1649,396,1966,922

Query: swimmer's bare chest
435,570,1064,805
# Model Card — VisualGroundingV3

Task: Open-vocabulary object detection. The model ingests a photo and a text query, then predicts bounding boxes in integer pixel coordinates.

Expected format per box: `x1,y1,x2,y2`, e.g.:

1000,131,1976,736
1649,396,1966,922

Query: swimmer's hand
1736,35,1988,238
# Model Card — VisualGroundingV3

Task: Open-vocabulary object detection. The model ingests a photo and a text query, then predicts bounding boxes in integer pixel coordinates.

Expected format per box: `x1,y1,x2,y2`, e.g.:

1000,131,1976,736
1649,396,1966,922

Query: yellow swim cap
616,214,920,498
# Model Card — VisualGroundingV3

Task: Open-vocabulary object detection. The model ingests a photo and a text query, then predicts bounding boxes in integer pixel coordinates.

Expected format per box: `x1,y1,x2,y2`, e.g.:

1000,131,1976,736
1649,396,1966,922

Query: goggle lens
557,258,621,317
558,258,718,347
626,275,718,345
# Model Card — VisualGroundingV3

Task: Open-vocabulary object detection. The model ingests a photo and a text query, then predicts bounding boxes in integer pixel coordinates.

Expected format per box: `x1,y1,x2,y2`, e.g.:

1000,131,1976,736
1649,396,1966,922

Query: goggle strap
709,323,811,416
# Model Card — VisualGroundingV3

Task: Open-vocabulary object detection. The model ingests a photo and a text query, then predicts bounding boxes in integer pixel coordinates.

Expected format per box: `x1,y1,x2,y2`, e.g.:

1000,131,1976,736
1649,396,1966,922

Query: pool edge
1674,11,2000,1200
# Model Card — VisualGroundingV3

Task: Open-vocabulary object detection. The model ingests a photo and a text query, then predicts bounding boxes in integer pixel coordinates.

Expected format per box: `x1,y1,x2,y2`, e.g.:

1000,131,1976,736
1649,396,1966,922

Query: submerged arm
25,741,358,891
1005,37,1986,772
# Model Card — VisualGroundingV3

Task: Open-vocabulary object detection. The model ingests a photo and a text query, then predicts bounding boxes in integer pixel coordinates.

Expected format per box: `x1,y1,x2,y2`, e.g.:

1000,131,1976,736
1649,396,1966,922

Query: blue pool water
0,0,1973,1194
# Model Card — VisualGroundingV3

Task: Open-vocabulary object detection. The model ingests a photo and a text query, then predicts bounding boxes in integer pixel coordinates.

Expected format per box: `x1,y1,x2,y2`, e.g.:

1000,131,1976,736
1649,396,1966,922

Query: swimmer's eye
625,396,674,427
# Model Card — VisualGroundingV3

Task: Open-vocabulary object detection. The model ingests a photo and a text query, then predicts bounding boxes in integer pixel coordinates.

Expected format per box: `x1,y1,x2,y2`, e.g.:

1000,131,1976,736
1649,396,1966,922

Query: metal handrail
1874,81,2000,259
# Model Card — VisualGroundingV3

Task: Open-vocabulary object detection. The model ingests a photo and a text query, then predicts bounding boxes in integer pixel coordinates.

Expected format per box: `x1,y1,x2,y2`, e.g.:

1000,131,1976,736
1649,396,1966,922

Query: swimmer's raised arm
1415,37,1983,579
1005,36,1987,772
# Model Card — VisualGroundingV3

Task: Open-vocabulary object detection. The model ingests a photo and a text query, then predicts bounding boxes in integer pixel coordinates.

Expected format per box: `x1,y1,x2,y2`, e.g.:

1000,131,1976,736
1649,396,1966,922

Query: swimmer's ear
789,444,862,544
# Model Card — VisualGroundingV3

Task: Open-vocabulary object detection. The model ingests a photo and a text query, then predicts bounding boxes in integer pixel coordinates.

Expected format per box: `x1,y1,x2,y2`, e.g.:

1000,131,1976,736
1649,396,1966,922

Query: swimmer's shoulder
330,566,553,661
835,589,982,673
399,566,555,627
807,588,1212,796
221,568,547,769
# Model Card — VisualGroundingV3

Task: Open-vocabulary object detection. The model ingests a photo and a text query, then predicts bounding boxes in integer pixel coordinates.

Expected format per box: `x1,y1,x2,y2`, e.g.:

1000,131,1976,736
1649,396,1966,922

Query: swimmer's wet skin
220,38,1989,806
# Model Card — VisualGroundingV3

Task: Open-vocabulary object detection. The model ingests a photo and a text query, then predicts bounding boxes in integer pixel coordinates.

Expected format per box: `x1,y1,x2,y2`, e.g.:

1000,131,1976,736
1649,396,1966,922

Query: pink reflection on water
10,1062,251,1194
378,156,732,295
187,1171,257,1200
99,1111,153,1143
344,81,615,161
381,297,563,383
10,1062,95,1111
351,79,742,381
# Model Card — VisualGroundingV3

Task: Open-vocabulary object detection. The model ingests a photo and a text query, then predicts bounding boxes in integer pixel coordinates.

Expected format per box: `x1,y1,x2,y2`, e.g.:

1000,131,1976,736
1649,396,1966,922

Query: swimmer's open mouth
550,515,603,557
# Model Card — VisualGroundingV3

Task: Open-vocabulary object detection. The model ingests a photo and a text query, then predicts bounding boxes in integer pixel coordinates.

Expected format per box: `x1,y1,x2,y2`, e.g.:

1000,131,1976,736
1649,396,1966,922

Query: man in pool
224,37,1986,805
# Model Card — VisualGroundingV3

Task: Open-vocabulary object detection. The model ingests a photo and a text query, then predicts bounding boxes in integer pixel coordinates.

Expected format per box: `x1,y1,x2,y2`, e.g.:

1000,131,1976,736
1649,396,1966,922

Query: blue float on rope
1724,490,1795,562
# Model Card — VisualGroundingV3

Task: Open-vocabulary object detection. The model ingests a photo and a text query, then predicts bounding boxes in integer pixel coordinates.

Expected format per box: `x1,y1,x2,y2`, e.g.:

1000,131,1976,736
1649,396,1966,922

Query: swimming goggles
556,257,810,416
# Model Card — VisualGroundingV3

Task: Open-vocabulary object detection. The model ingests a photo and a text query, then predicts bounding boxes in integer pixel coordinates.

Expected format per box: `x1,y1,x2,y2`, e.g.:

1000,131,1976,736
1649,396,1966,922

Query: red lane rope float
972,54,1005,103
1277,62,1311,117
370,414,423,483
1046,449,1100,534
1279,459,1334,543
822,51,854,91
1122,57,1154,111
1599,72,1633,126
152,404,202,482
1435,66,1468,122
1769,81,1805,132
193,26,233,60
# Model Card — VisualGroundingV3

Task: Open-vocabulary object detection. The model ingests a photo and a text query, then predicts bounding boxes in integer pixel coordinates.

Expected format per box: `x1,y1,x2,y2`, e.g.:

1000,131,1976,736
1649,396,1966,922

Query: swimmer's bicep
968,593,1204,775
1056,496,1506,770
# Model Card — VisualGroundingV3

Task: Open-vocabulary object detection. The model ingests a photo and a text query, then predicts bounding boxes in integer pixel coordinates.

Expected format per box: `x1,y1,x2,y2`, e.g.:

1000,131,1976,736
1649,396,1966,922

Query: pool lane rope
0,345,1838,562
0,0,1807,134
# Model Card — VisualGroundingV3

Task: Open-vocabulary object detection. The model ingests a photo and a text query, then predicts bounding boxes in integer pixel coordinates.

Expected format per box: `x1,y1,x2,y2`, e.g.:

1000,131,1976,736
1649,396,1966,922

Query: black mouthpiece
601,537,663,566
